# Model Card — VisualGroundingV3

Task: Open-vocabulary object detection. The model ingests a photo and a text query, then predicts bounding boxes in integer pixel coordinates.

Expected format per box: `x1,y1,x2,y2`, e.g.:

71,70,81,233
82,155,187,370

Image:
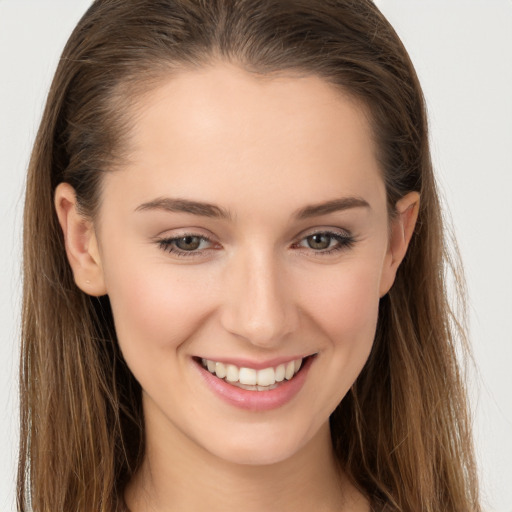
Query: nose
220,248,298,348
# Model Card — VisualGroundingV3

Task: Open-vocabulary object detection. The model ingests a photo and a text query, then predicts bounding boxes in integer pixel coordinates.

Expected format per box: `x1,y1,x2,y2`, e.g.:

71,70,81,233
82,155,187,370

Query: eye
305,233,334,250
174,235,204,251
295,230,355,254
157,234,215,257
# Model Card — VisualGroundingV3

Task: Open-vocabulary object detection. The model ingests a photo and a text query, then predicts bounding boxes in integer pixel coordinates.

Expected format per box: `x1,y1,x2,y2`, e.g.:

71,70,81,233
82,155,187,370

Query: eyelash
156,230,356,258
157,233,216,258
293,231,356,255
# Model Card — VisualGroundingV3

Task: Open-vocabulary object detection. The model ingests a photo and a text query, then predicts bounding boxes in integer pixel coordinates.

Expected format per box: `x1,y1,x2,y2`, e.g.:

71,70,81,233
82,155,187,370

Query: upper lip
194,353,316,370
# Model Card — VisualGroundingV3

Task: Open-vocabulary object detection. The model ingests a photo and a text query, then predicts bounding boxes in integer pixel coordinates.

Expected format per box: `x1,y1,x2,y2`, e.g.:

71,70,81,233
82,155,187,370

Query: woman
18,1,481,511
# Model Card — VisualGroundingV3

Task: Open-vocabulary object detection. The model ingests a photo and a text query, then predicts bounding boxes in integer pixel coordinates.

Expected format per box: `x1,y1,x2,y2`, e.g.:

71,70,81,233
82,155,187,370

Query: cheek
322,271,380,383
298,258,382,345
102,251,216,360
290,258,384,428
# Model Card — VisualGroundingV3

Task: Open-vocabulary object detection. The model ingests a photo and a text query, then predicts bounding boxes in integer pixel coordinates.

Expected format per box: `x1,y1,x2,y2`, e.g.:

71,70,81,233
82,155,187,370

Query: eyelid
297,226,352,239
156,232,219,257
292,228,356,255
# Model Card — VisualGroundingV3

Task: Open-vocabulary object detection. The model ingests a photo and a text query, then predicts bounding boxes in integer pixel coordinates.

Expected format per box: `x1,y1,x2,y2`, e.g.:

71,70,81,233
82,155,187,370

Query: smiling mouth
196,356,313,391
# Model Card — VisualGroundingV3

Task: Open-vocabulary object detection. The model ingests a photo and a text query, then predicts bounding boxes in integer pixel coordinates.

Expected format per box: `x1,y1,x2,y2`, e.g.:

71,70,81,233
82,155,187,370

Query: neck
125,397,369,512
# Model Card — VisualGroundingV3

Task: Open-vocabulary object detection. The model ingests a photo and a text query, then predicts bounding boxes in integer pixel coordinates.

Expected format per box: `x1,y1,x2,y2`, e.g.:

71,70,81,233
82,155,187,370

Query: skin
55,62,419,512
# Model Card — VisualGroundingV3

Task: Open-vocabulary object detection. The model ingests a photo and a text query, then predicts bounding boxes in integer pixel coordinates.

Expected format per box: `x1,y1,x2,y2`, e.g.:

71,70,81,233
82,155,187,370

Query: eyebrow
135,197,233,219
294,196,371,219
135,196,370,220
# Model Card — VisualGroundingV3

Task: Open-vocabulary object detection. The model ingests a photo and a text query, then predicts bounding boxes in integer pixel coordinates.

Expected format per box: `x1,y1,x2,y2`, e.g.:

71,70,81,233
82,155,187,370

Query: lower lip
194,356,314,411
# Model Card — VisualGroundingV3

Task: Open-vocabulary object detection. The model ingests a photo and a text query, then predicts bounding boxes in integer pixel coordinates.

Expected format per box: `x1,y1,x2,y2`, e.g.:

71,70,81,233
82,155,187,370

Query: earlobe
379,191,420,297
54,183,107,296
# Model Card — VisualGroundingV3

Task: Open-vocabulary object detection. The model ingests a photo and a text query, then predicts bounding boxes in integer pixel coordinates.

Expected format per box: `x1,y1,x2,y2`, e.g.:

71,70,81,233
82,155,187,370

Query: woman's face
77,63,410,465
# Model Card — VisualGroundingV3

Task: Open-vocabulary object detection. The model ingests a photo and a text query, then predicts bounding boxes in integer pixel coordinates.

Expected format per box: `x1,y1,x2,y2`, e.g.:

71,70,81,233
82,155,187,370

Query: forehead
103,62,385,220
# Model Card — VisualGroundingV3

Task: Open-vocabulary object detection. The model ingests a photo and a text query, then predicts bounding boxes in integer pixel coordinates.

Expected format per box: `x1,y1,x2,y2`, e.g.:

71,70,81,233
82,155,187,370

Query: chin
196,421,324,467
212,441,302,467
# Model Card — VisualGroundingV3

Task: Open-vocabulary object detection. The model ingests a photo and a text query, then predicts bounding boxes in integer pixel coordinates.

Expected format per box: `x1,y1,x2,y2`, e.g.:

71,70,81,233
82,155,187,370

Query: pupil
177,236,201,251
309,234,331,250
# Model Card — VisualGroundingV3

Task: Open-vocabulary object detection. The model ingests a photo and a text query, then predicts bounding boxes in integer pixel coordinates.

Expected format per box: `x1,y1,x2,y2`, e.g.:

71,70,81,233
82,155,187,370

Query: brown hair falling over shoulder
19,1,480,511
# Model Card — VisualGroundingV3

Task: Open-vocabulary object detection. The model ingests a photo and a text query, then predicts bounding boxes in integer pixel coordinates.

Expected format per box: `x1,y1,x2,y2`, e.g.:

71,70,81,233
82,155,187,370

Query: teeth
215,362,227,379
239,367,257,385
257,367,275,386
285,361,295,380
225,364,239,383
234,382,279,391
201,357,305,390
275,364,285,382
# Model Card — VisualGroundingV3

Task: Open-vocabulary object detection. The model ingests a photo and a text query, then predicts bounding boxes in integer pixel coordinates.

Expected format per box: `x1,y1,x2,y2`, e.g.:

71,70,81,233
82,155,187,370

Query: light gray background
1,1,511,511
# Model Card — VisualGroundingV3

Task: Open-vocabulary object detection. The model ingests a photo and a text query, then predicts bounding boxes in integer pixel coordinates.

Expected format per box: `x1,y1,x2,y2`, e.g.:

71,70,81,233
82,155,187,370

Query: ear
379,191,420,297
54,183,107,296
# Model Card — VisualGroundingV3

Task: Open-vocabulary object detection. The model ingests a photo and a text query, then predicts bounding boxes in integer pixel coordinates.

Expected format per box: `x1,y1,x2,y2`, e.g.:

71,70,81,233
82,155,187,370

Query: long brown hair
19,1,480,510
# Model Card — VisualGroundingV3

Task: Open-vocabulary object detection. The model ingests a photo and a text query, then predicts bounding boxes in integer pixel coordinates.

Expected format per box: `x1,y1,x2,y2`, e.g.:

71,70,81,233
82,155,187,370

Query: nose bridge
221,245,296,346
